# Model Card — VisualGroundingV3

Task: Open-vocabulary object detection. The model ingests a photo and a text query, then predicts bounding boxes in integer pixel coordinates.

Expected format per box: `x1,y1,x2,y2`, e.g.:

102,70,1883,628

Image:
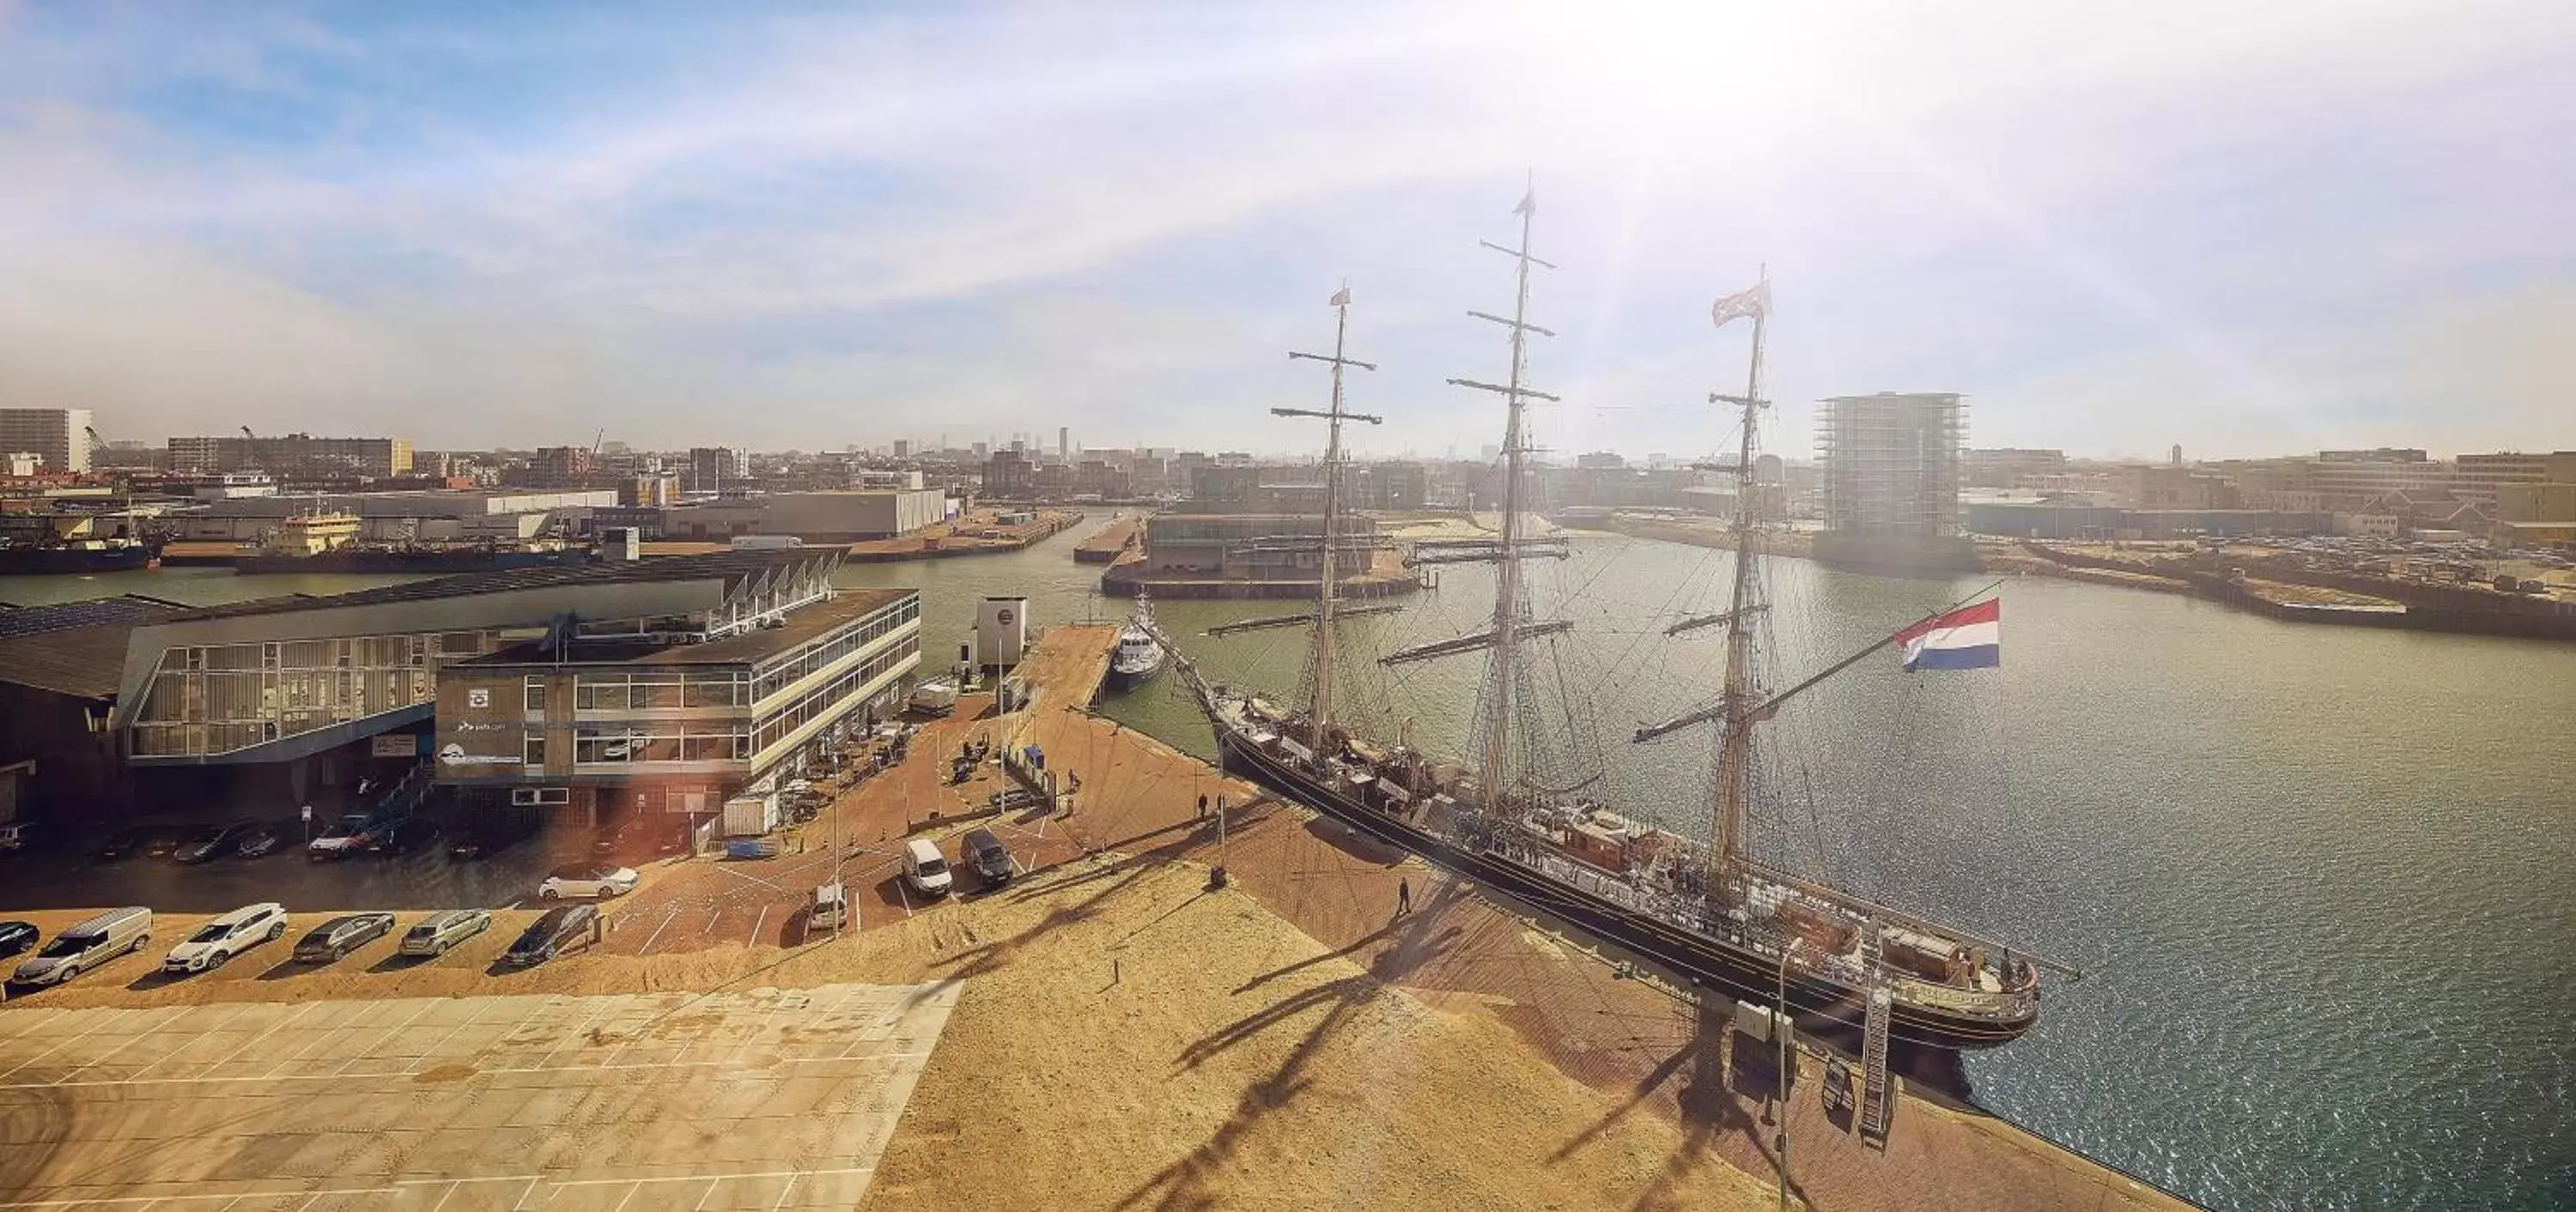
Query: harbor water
6,524,2570,1209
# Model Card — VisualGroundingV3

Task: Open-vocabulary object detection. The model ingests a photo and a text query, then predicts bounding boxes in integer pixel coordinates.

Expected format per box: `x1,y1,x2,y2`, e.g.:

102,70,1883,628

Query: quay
0,624,2187,1210
1072,512,1144,563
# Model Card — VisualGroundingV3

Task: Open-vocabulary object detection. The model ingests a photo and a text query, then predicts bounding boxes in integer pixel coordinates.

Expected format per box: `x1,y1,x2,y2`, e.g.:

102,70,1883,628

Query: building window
524,676,547,712
524,733,546,767
511,787,571,807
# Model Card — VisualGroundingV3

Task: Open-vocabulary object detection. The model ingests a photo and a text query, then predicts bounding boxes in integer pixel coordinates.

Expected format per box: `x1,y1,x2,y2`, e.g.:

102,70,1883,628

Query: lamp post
1775,943,1792,1212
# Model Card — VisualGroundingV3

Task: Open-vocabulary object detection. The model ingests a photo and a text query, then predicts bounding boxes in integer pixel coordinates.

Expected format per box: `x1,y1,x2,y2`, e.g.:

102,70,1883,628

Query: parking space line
203,1002,318,1073
44,1006,191,1086
328,999,445,1076
526,997,619,1073
401,997,523,1077
747,906,768,947
689,1178,723,1211
635,906,679,955
0,1186,398,1209
123,1001,261,1083
767,1173,802,1210
0,1005,132,1082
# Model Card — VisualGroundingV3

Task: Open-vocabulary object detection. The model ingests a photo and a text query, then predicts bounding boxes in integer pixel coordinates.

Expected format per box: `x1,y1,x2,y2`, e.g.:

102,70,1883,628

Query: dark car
293,912,398,963
448,815,535,861
589,815,644,860
365,817,440,857
172,821,255,864
0,920,37,959
92,825,174,862
501,905,598,968
961,827,1015,888
234,822,289,859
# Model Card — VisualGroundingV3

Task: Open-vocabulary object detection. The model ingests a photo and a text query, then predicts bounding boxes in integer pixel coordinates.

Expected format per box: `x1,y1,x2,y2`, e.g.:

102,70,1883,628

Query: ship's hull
0,545,158,574
1217,729,2035,1050
233,548,596,574
1105,652,1164,692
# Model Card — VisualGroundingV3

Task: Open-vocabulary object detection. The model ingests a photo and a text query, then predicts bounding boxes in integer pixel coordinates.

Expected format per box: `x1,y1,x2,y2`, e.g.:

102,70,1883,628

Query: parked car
307,814,372,860
501,905,598,967
366,817,441,857
902,838,952,897
11,906,150,987
234,821,289,858
589,815,647,860
810,882,850,934
172,821,256,864
294,913,398,963
961,827,1014,888
447,815,535,861
163,902,289,973
93,826,173,862
538,864,638,900
0,920,38,958
0,821,32,852
399,909,494,957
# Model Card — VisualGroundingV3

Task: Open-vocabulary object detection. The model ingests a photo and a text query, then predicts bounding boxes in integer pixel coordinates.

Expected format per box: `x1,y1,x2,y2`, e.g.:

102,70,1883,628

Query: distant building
531,445,595,488
0,408,93,474
2498,482,2576,524
983,449,1036,498
1961,448,2064,488
2455,451,2576,507
166,433,410,478
1814,392,1974,573
1818,392,1964,537
688,446,749,494
1575,451,1625,470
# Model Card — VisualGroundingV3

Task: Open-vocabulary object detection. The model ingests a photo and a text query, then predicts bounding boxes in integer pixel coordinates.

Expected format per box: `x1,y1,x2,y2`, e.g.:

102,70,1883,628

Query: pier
1072,512,1144,563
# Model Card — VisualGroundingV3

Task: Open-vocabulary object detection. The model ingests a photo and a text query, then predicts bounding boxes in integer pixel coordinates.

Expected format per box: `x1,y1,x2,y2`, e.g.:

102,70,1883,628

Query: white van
13,906,151,986
163,902,289,973
902,838,952,897
811,882,851,933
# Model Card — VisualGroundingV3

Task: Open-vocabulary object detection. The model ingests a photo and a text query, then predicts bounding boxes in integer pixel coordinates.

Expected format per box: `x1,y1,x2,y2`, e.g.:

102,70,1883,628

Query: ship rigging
1139,189,2074,1068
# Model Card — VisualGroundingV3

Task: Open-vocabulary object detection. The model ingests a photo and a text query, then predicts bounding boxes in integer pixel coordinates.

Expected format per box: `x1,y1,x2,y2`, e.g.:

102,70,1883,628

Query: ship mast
1710,273,1770,874
1280,283,1380,742
1448,184,1560,807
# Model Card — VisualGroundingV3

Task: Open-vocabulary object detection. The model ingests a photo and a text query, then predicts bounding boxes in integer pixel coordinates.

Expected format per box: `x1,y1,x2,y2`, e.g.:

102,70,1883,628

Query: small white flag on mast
1329,285,1352,306
1710,281,1771,330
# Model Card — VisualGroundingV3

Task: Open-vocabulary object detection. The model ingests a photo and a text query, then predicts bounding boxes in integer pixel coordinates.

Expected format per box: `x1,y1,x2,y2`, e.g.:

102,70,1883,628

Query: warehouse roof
164,548,846,622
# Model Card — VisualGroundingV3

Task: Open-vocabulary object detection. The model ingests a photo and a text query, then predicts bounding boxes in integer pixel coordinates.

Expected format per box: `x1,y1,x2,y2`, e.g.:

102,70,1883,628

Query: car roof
963,827,1002,847
905,838,943,859
210,902,284,924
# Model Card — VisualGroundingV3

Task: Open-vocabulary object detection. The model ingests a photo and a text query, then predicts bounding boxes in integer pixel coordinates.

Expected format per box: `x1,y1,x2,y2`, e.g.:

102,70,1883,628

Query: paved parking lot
0,981,958,1209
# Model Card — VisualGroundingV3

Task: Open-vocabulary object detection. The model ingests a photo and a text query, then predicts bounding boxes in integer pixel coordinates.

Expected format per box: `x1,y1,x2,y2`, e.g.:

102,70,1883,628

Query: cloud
0,2,2570,456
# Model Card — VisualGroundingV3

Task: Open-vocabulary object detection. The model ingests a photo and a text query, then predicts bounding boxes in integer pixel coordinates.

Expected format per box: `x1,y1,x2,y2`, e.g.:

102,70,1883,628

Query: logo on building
466,688,491,708
438,742,517,767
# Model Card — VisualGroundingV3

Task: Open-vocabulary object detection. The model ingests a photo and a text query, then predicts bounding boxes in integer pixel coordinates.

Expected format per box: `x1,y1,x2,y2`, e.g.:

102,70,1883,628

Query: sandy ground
0,625,2183,1211
0,864,1776,1210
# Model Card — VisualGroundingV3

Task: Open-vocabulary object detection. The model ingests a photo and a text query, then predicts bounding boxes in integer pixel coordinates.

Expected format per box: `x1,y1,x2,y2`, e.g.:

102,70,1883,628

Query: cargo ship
1140,195,2073,1065
231,546,597,574
0,536,161,574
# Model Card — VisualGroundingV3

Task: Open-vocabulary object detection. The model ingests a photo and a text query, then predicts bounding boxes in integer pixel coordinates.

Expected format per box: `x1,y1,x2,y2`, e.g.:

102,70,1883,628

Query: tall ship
1140,191,2069,1085
1104,597,1167,693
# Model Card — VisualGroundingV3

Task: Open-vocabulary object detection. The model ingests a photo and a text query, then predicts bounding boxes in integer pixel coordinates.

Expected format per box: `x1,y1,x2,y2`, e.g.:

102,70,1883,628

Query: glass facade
131,629,506,759
751,637,918,755
749,595,918,704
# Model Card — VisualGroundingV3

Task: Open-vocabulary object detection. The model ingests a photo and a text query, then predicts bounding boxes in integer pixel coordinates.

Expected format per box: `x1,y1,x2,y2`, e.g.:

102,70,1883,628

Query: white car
538,864,639,900
163,902,289,973
307,814,370,859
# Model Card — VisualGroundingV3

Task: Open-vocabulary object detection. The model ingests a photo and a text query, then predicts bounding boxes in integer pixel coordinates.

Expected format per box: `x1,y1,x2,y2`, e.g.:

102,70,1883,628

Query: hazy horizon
3,3,2571,462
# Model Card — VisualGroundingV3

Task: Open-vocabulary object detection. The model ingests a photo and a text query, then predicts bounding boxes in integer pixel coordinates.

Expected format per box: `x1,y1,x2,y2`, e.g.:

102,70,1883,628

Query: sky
1,1,2571,463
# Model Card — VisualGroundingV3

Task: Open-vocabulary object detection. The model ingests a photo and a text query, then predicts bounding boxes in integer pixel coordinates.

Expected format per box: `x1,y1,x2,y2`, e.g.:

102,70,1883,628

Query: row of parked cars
1,897,615,990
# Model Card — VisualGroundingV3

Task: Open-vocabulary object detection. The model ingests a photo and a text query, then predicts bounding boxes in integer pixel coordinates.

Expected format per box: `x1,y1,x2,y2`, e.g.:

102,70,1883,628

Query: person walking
1196,793,1208,819
1397,876,1413,918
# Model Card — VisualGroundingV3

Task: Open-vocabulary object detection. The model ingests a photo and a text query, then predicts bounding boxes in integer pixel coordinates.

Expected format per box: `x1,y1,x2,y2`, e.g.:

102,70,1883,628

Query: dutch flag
1894,598,2001,671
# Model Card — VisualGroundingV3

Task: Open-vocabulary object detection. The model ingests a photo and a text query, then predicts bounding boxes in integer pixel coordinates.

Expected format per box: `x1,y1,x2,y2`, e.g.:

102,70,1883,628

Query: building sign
467,688,491,708
446,721,515,733
438,742,518,768
371,735,420,758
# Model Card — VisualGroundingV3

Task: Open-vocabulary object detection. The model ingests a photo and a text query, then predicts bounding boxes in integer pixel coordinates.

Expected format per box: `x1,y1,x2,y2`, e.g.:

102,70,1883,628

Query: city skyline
3,4,2571,459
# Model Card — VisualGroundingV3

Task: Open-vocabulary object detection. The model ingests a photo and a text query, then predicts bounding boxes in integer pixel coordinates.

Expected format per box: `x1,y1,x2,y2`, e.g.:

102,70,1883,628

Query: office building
689,446,749,494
